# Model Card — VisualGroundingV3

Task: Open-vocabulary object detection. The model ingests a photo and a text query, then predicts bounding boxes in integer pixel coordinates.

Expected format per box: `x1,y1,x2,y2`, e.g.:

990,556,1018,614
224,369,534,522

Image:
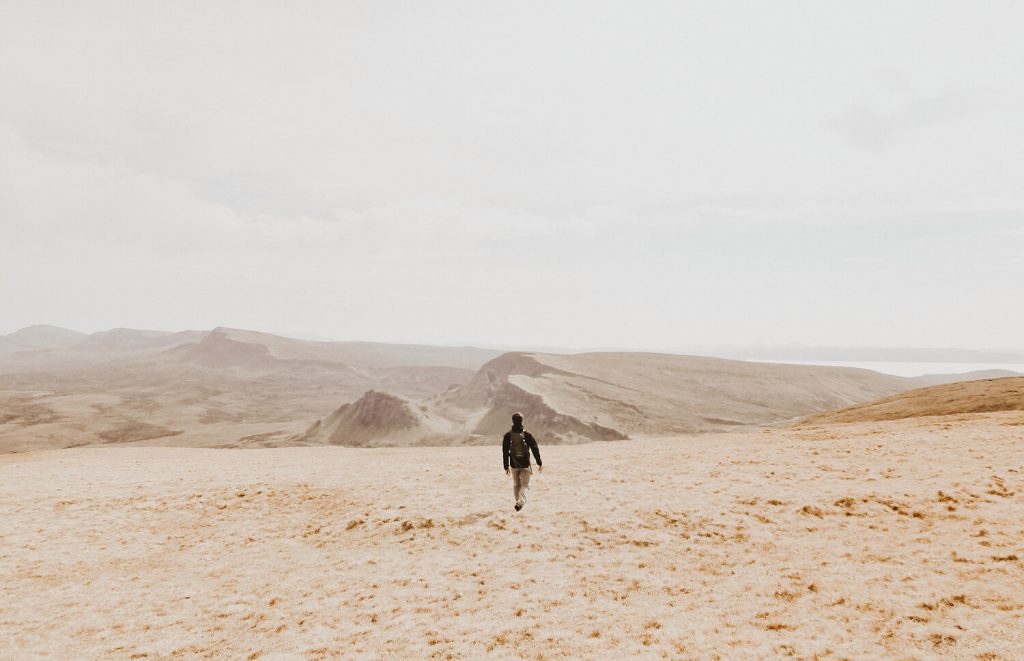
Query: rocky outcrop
454,352,571,409
167,329,277,369
468,381,627,442
297,390,431,447
298,352,630,447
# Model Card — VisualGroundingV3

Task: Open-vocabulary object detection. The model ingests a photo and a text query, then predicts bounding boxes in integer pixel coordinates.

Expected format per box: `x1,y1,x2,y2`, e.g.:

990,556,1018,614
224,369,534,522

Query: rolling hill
799,377,1024,425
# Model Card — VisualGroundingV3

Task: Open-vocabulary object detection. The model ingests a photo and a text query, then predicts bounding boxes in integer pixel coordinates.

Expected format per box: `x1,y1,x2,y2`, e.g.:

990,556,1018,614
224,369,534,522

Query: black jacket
503,429,542,470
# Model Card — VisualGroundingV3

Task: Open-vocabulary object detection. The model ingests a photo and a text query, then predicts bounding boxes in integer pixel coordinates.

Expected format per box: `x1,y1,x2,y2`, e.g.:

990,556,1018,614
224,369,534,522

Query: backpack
509,430,529,463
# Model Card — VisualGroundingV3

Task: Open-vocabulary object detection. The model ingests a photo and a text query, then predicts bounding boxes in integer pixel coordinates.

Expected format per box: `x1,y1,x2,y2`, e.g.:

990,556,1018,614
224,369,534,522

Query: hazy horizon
2,2,1022,349
4,321,1024,357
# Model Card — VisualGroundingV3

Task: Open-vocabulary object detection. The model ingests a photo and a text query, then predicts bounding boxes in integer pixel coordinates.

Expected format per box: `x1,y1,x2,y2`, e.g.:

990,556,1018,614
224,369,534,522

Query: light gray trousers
511,467,532,505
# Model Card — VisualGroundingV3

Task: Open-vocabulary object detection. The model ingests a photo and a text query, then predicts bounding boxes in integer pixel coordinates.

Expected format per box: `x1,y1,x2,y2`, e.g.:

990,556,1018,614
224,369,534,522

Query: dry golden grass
800,377,1024,426
2,412,1023,659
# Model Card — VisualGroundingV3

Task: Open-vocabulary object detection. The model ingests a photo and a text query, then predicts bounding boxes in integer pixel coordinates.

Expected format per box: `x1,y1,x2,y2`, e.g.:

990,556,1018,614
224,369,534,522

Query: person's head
511,412,523,430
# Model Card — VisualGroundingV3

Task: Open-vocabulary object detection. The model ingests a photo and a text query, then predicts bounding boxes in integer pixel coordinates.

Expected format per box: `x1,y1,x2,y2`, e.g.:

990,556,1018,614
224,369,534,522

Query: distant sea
746,359,1024,378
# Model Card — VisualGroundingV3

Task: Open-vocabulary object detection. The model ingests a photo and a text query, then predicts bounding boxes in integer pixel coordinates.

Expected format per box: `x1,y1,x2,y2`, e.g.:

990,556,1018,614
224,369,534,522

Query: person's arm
502,432,511,473
527,432,542,468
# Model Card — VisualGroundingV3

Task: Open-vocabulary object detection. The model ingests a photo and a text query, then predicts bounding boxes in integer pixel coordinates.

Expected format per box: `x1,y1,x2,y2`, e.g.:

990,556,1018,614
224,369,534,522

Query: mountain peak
4,325,87,348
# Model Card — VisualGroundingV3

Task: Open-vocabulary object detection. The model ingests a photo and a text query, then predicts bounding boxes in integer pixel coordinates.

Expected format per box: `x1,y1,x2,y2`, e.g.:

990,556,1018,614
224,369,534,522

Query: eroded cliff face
467,381,627,442
297,353,628,447
299,390,425,447
453,352,570,409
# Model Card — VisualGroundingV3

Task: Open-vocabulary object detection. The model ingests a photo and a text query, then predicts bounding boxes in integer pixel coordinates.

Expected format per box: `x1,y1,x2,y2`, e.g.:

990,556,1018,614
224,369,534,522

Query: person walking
503,412,542,511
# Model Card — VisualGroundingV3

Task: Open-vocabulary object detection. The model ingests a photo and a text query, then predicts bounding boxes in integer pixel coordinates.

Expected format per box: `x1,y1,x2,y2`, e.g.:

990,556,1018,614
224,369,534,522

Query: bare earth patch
1,412,1022,658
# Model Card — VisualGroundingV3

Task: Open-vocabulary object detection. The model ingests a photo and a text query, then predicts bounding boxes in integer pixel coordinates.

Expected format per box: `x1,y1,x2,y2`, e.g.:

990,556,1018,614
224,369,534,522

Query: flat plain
3,411,1023,659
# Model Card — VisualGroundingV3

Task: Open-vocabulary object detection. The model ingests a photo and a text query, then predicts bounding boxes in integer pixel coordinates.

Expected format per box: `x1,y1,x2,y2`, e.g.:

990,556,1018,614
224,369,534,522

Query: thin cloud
1,3,1022,348
833,85,986,150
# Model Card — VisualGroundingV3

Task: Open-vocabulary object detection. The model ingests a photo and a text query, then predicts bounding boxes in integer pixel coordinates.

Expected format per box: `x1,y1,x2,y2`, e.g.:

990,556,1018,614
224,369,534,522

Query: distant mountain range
1,325,1020,453
0,326,501,453
0,324,498,368
6,325,1022,365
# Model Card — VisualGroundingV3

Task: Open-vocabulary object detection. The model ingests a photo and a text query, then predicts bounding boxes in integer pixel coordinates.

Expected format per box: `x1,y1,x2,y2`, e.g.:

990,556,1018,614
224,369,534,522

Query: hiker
502,412,542,511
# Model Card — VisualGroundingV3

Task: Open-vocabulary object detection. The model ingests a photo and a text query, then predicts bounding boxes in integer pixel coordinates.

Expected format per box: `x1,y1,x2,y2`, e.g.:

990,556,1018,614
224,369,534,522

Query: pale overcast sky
1,1,1022,349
